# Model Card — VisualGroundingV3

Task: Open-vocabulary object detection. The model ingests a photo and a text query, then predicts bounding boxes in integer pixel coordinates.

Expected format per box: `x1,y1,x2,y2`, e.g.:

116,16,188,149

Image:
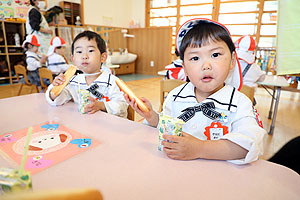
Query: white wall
83,0,145,28
131,0,145,28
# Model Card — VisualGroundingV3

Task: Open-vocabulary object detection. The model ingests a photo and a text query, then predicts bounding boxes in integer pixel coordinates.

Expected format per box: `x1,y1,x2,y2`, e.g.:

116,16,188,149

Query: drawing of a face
13,131,72,155
29,133,67,151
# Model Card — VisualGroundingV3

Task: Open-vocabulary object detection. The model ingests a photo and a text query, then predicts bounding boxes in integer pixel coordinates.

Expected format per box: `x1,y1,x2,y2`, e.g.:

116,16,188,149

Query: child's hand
162,132,201,160
84,97,105,114
124,94,152,118
124,94,159,126
40,55,47,64
52,73,65,86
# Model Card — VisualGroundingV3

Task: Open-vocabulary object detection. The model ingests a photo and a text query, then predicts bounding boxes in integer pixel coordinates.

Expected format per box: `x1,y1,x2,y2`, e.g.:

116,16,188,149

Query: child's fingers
163,134,180,143
140,97,152,109
87,110,97,114
163,148,181,159
123,94,130,102
87,97,96,102
161,140,178,149
53,74,65,85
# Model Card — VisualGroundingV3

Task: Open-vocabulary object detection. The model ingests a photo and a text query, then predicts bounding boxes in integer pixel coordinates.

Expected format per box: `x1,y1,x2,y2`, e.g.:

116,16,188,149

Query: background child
165,49,186,81
126,18,266,164
45,31,128,117
235,35,266,87
46,36,70,76
22,34,47,86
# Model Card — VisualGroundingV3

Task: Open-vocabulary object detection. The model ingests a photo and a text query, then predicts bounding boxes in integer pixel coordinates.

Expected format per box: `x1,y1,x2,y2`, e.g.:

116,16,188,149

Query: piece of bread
115,78,150,112
51,65,77,97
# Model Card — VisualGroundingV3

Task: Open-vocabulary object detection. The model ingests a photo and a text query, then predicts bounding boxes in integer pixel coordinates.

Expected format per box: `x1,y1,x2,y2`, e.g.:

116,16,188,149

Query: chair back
2,188,103,200
240,85,255,103
39,67,53,91
160,79,185,111
14,64,31,85
127,106,135,121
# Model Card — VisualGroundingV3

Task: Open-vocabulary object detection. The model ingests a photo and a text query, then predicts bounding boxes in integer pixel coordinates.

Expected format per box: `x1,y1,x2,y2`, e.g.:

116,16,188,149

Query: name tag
209,127,224,140
204,121,228,140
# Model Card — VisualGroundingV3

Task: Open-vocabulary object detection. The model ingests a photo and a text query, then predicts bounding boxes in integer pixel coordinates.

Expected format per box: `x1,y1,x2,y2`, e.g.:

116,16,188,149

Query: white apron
26,6,52,55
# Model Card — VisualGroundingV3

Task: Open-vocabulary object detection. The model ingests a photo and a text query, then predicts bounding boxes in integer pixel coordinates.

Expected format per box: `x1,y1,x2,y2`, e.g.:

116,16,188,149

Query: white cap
235,35,256,64
22,34,40,48
175,18,243,90
48,36,66,56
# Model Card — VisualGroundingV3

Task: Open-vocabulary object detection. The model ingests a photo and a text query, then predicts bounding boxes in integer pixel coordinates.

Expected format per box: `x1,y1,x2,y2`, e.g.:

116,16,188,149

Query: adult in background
26,0,53,55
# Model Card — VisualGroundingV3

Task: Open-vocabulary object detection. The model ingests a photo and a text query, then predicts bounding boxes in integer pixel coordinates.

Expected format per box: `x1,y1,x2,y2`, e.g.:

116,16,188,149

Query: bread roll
51,65,77,97
115,78,150,112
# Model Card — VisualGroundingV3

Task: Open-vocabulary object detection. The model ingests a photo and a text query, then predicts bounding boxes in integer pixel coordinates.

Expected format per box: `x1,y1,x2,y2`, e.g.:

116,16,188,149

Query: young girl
22,34,47,86
126,18,266,165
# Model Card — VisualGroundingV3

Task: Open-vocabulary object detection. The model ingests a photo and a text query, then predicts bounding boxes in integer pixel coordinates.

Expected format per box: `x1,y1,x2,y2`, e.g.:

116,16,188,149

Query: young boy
126,18,266,164
235,35,266,88
22,34,47,86
45,31,128,117
46,36,70,76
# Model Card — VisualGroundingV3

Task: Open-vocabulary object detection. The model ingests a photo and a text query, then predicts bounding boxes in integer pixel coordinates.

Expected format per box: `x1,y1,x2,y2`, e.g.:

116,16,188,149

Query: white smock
26,6,52,55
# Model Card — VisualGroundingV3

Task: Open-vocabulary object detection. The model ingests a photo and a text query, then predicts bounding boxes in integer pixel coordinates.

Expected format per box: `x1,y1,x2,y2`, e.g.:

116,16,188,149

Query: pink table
1,94,299,200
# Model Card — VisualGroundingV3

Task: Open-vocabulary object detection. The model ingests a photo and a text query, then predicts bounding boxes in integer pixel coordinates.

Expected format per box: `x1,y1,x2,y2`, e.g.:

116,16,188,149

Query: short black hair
30,0,36,6
71,30,106,55
175,49,180,57
23,42,33,50
179,21,235,60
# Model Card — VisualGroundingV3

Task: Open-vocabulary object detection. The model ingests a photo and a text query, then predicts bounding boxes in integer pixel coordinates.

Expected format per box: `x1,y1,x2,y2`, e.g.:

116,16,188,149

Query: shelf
0,45,23,48
60,1,81,25
0,76,18,80
8,53,23,55
0,21,25,84
7,45,22,48
0,76,10,80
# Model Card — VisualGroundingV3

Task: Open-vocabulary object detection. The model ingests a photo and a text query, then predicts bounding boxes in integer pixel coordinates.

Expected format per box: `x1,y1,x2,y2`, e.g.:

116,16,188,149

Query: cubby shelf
0,21,25,84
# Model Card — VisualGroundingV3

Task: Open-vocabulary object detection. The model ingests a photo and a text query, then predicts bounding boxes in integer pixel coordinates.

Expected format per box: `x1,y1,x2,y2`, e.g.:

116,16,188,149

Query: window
146,0,278,51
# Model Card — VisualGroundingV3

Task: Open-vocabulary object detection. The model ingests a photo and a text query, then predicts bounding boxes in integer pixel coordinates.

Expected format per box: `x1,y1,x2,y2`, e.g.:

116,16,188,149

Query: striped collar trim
172,83,238,112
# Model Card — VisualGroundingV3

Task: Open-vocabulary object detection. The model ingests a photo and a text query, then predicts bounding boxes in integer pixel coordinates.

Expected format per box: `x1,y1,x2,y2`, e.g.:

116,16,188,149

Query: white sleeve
222,96,266,165
103,80,128,118
45,84,73,106
26,57,41,71
252,64,266,82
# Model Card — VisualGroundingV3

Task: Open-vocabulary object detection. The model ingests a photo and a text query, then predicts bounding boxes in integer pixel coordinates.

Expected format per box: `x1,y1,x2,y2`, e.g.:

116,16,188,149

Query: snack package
78,89,90,114
0,167,32,194
158,114,185,151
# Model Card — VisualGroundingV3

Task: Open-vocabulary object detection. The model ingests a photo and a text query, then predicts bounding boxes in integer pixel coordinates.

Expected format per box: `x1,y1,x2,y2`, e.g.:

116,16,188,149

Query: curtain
276,0,300,75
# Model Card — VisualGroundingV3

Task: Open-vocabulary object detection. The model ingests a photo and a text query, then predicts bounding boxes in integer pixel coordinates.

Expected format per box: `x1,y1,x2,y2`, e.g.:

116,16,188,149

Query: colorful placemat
0,122,100,174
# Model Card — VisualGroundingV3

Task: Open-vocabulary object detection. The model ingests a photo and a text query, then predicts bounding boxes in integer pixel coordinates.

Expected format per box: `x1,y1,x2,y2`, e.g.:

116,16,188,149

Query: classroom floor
0,74,299,161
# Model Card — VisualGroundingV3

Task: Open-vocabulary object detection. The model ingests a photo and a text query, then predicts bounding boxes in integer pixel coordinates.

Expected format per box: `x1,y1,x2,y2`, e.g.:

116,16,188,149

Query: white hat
235,35,256,64
47,36,66,56
22,34,40,48
175,18,243,90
